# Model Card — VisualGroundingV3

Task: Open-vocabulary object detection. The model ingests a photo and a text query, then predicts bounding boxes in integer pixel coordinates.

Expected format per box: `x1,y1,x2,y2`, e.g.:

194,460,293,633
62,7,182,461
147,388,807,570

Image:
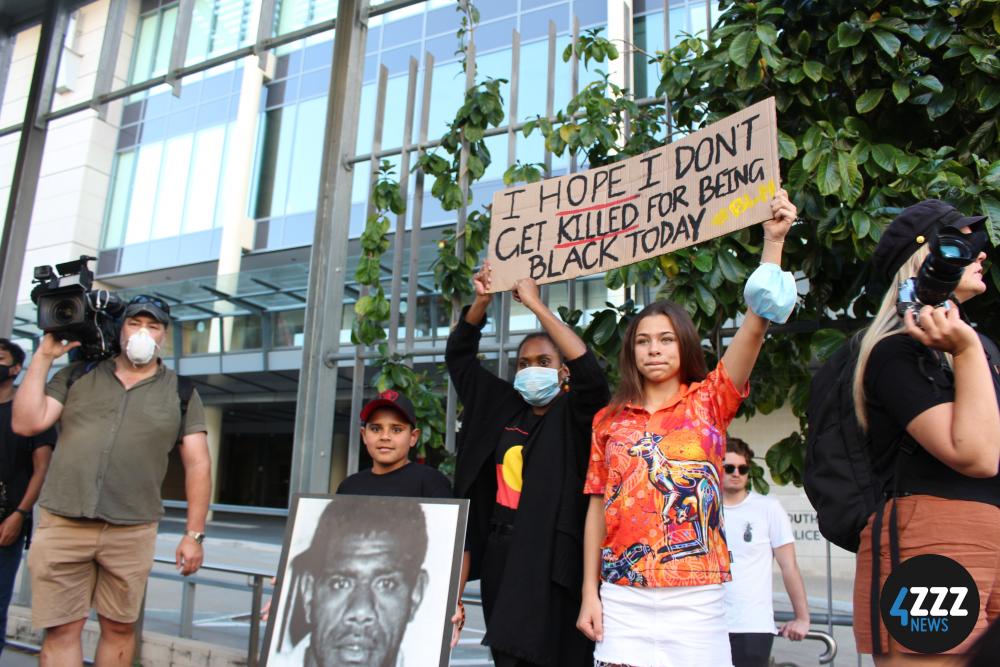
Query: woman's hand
512,277,543,311
903,303,978,357
473,261,493,299
464,262,494,325
576,589,604,642
763,188,796,243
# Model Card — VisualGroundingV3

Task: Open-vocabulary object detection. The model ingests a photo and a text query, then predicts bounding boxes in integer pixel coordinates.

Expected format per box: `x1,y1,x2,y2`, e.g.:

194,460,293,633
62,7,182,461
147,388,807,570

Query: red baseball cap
359,389,417,427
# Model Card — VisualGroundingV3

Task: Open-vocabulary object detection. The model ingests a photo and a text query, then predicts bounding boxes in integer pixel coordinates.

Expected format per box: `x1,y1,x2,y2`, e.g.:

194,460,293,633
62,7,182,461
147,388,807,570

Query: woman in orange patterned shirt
576,189,797,667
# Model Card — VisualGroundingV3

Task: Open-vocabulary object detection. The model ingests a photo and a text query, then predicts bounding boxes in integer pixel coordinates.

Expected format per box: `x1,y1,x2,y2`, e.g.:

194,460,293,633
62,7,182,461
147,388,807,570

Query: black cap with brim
872,199,987,285
360,389,417,427
123,301,171,325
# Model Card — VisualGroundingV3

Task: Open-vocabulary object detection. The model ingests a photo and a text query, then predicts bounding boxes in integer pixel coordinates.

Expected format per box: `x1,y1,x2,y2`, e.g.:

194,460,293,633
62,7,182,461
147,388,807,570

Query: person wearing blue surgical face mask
446,266,610,667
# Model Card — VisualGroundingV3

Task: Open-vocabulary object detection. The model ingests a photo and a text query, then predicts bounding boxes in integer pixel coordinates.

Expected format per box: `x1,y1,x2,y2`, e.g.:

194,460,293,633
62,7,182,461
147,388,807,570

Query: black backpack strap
176,375,194,418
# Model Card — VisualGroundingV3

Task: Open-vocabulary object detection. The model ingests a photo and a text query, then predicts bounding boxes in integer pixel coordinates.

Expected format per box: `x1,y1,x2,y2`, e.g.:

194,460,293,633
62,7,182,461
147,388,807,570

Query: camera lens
52,299,81,325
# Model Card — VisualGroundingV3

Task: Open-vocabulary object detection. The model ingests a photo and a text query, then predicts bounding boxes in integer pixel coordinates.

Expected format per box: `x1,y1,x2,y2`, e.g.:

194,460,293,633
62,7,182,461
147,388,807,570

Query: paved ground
5,509,872,666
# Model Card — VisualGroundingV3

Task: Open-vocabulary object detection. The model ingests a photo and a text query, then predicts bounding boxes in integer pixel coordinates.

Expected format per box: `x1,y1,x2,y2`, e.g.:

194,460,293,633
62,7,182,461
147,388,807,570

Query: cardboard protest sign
487,97,779,292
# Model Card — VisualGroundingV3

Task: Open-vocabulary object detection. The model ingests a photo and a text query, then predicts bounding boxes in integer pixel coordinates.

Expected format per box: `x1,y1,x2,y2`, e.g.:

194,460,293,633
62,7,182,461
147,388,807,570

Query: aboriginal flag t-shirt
494,409,541,518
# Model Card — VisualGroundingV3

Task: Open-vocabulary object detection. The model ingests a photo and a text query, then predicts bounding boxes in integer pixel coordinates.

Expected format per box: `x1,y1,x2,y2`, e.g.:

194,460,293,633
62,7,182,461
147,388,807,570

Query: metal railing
143,556,274,667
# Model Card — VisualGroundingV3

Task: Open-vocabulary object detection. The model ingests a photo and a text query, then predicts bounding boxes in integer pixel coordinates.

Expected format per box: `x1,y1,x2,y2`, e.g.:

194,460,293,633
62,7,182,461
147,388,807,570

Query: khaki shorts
28,508,158,629
853,495,1000,655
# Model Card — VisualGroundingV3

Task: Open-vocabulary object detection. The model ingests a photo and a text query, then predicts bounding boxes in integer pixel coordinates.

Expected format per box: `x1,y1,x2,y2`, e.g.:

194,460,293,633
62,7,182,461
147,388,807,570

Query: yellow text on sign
710,180,777,226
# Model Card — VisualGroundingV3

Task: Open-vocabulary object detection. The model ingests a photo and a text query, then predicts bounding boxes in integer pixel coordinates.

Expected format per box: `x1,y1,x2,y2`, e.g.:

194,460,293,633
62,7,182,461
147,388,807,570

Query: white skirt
594,581,734,667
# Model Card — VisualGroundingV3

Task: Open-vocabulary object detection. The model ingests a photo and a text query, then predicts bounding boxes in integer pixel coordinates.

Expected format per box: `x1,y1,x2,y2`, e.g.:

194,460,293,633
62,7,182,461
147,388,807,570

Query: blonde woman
852,199,1000,665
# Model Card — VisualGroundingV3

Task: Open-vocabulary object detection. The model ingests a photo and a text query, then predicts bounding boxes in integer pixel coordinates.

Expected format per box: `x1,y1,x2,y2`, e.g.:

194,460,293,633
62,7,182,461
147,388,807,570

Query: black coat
447,312,610,664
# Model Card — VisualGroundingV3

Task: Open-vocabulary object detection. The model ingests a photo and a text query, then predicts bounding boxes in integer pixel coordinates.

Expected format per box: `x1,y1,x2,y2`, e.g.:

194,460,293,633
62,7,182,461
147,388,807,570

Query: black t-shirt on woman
864,333,1000,505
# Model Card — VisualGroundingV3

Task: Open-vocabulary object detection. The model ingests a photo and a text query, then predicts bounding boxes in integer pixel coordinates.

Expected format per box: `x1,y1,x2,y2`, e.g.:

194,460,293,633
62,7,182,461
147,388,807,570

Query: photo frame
261,493,469,667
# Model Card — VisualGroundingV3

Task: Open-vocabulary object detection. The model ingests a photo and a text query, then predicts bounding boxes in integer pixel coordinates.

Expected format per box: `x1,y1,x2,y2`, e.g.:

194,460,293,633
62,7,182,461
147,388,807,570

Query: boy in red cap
337,389,452,497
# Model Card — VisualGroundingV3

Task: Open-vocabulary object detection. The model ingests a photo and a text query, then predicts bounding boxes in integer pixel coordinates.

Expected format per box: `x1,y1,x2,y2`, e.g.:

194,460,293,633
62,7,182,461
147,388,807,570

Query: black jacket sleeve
445,308,517,411
565,350,610,460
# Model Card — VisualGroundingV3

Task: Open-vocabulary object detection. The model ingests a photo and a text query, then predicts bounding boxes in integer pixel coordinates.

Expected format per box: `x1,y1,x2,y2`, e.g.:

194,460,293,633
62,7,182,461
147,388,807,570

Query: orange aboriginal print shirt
584,362,748,588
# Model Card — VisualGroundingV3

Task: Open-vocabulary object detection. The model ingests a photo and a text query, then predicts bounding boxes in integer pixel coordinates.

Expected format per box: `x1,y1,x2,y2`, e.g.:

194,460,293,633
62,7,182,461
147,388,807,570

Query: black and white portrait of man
263,495,467,667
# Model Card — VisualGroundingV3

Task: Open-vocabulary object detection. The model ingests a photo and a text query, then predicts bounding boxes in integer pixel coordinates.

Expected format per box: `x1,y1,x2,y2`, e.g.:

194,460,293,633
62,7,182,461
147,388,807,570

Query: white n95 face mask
125,328,158,365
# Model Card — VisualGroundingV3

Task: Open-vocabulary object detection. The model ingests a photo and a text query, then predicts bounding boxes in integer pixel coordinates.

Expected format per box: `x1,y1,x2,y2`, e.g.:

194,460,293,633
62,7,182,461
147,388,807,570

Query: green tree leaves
655,0,1000,486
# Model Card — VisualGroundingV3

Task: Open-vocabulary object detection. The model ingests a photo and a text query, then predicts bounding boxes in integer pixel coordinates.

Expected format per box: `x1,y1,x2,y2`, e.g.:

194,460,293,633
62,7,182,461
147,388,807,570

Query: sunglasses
723,464,750,475
129,295,171,315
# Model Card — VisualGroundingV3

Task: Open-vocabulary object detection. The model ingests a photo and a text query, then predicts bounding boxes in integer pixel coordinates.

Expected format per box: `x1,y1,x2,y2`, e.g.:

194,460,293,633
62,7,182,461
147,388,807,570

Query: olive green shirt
38,358,207,525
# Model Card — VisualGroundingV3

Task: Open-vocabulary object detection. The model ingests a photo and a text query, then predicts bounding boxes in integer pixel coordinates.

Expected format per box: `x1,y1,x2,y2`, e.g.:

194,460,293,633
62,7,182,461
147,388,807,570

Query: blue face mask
513,366,562,407
744,263,797,323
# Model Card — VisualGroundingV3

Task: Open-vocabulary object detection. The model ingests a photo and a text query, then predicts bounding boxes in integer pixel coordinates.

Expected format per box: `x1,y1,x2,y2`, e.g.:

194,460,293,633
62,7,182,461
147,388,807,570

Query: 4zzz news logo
880,554,980,653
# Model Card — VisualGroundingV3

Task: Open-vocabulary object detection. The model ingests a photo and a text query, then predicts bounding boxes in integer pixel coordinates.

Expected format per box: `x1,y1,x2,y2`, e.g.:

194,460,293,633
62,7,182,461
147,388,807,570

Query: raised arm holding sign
487,97,781,292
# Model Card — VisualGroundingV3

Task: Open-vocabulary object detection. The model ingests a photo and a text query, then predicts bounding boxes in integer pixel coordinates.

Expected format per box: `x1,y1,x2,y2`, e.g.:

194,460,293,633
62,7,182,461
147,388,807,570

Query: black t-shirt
0,400,57,510
336,462,454,498
865,333,1000,505
493,409,542,522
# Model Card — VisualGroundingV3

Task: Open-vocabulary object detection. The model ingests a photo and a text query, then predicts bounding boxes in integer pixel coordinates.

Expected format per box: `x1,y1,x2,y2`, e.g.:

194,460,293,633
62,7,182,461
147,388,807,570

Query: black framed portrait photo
261,494,469,667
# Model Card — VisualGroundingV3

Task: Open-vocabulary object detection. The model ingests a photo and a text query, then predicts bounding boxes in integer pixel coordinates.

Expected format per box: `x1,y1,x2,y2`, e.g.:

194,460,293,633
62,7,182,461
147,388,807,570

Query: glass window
274,309,305,347
688,2,709,38
103,151,137,248
285,97,325,215
519,5,569,41
380,42,423,75
425,59,464,140
573,0,607,26
669,6,689,41
276,0,337,37
188,0,213,64
130,13,158,84
208,0,249,57
152,134,193,239
424,33,457,65
382,13,424,47
475,17,517,54
181,318,213,355
152,6,178,78
425,5,456,37
382,73,413,150
254,105,297,218
185,126,226,233
225,315,263,350
355,80,377,153
516,38,572,121
125,142,163,245
633,12,665,99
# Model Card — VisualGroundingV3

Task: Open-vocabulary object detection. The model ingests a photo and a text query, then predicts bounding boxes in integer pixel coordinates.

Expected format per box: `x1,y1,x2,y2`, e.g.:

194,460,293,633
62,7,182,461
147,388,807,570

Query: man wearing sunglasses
721,437,810,667
12,295,210,667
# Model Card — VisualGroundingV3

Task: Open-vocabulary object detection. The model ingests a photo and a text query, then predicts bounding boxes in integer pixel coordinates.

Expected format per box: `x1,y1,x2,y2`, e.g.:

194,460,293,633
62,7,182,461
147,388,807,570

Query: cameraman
851,200,1000,662
12,296,211,666
0,338,55,659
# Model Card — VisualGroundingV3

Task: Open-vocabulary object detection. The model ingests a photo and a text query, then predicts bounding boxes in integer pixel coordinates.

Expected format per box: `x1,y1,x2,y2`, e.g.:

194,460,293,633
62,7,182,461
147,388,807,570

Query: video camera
30,256,124,360
897,228,981,317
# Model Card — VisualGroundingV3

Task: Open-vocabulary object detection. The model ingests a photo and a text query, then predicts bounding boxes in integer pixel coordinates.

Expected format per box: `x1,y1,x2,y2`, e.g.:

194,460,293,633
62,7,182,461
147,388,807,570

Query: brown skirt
853,495,1000,655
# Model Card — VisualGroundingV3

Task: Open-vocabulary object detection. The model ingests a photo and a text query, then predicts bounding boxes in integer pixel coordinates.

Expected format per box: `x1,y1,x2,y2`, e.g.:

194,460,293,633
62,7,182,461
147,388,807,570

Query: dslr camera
897,228,981,318
30,256,124,360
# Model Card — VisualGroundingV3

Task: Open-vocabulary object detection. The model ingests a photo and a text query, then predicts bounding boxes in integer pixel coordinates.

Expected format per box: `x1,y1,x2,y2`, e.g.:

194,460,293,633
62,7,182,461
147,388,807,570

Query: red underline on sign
556,193,640,216
554,224,637,249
